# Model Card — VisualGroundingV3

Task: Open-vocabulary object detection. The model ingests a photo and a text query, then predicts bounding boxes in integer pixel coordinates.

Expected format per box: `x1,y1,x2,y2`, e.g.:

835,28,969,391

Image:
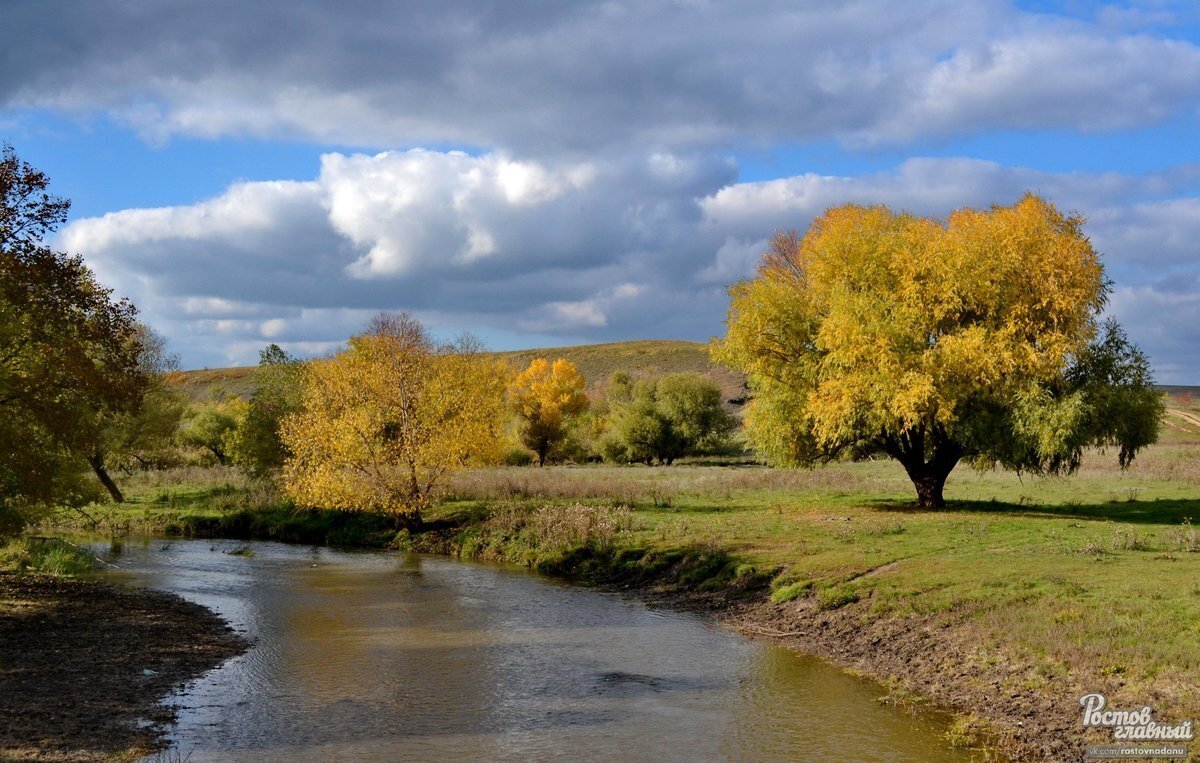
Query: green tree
0,145,145,528
713,195,1163,507
601,373,734,465
177,393,246,465
83,325,185,501
228,344,304,477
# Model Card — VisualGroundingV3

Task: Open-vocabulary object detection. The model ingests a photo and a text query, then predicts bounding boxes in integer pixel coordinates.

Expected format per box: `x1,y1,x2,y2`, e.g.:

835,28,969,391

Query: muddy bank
634,584,1121,762
0,572,248,762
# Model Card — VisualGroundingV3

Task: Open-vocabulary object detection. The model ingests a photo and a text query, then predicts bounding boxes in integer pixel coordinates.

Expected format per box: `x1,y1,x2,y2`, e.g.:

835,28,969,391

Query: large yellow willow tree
713,195,1163,508
281,313,507,530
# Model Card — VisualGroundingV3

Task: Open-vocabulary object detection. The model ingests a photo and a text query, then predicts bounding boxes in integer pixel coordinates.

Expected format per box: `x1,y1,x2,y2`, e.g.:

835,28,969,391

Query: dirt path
1166,408,1200,430
0,573,248,761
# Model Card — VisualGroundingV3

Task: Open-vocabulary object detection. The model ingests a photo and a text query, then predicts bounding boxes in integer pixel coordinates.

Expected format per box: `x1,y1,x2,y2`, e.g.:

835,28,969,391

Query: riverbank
0,571,248,761
38,431,1200,761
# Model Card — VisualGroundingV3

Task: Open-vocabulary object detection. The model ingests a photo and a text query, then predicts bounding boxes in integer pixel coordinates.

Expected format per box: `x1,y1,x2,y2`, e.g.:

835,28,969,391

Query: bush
502,447,534,466
600,372,735,465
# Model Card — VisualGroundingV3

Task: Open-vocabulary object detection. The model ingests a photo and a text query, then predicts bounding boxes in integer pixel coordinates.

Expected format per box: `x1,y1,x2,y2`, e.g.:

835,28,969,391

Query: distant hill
168,339,748,404
166,366,258,401
169,342,1196,408
493,340,746,403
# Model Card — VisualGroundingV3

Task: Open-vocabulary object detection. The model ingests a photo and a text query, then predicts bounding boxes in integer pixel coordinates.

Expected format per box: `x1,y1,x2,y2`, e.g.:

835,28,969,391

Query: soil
0,572,248,762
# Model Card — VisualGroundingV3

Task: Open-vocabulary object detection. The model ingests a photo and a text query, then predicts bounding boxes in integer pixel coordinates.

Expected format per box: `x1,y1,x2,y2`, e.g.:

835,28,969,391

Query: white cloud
858,28,1200,145
323,150,595,278
5,2,1200,152
540,300,609,330
58,149,1200,380
696,238,768,284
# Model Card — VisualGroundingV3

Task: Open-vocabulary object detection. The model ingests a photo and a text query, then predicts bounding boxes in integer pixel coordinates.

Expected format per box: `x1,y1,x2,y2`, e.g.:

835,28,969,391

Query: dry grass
486,502,636,550
446,462,903,506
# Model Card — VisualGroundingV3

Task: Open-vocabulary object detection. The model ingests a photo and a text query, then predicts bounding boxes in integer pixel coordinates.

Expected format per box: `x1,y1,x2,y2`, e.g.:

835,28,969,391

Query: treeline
155,315,735,530
6,144,1159,522
167,333,737,482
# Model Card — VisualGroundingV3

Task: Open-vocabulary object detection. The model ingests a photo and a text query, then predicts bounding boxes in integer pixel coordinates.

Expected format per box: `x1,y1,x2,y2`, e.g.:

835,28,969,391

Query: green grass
0,537,96,575
43,466,401,547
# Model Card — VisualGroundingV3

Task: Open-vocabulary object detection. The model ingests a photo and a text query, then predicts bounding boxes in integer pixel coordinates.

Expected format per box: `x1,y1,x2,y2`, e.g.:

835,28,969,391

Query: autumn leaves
713,195,1161,507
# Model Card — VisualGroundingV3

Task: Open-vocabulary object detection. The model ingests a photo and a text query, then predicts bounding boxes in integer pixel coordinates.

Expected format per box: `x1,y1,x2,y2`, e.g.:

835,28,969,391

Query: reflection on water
94,539,979,762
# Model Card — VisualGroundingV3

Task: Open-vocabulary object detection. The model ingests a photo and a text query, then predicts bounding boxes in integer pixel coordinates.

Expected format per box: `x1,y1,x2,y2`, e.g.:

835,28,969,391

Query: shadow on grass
869,497,1200,525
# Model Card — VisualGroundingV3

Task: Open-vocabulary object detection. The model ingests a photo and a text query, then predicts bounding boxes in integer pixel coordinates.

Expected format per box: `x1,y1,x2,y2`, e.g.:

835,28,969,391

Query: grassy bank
37,420,1200,759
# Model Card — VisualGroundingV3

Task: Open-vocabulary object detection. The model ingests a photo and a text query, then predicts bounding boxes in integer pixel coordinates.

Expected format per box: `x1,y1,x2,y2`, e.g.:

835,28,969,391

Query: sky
2,0,1199,381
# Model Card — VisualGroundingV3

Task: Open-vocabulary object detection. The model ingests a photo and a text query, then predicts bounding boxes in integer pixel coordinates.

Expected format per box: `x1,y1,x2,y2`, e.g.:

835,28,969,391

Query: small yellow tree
281,314,507,530
508,358,588,466
713,194,1162,507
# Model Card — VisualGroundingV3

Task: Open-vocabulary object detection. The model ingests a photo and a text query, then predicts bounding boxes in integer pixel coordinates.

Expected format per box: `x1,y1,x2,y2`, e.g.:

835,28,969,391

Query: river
92,538,981,762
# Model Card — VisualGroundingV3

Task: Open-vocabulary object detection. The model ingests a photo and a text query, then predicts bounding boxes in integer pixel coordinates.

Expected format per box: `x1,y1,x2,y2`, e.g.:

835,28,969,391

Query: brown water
94,538,980,762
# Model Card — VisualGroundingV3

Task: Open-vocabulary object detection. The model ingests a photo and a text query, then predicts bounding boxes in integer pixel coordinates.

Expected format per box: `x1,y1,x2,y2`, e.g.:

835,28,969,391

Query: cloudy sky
3,1,1199,381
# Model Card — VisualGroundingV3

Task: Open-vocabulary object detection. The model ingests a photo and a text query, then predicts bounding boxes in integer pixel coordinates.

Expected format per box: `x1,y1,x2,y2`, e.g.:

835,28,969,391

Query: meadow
36,396,1200,757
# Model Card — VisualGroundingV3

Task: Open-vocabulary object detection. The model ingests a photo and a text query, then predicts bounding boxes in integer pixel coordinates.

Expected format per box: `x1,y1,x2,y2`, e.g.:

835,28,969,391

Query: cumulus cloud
321,151,597,278
55,148,1200,380
5,1,1200,152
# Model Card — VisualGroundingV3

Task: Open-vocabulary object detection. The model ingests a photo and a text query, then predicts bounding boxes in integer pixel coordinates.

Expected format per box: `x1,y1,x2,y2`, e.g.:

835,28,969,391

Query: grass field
37,390,1200,758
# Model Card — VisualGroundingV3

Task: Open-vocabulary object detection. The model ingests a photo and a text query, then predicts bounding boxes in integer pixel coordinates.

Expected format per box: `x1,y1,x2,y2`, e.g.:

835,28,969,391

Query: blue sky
3,0,1200,380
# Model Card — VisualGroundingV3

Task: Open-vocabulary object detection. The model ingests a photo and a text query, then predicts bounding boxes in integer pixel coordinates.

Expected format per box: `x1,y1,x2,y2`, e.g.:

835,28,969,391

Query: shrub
502,447,534,467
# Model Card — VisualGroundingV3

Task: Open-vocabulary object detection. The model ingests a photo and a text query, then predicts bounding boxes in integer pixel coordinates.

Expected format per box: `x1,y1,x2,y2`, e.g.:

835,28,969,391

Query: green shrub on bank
0,537,94,575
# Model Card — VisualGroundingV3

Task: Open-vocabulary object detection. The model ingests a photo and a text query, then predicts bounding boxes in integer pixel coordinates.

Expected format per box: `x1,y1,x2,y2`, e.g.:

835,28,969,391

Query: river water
92,538,979,762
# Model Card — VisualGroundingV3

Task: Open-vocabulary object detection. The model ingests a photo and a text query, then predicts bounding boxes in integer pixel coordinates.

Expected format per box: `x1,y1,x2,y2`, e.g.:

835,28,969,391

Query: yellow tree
508,358,589,466
281,314,507,530
713,194,1162,508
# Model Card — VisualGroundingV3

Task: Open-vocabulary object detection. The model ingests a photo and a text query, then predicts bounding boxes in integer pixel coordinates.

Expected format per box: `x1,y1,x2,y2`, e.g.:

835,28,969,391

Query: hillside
492,340,746,402
169,340,1197,409
166,366,258,401
169,339,748,403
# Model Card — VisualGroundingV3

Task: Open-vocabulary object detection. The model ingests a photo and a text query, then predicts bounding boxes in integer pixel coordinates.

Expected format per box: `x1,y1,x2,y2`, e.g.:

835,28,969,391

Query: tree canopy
0,145,147,528
83,325,185,501
508,357,589,466
280,313,507,529
712,194,1163,507
600,372,734,465
227,343,304,477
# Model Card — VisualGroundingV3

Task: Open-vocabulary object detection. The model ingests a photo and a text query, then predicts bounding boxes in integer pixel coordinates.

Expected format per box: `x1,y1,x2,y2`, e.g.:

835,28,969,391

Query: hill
492,340,746,402
168,340,748,403
166,366,258,402
169,340,1196,411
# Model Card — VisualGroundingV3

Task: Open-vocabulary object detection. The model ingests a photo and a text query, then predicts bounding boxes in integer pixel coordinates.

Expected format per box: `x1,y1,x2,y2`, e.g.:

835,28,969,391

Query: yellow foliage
507,358,588,464
713,194,1107,467
280,319,508,524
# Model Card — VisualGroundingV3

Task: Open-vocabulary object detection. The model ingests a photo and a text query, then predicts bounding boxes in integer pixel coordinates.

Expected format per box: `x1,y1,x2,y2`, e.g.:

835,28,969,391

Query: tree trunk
87,452,125,503
401,511,423,534
911,471,947,509
879,424,963,509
